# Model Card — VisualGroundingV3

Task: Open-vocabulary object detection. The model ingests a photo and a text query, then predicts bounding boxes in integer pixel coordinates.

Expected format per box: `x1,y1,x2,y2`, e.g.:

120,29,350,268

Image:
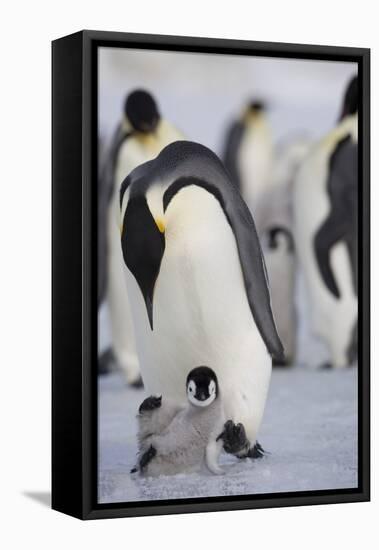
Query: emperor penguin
293,76,358,368
134,367,226,476
120,140,284,458
258,137,311,365
222,100,274,230
98,90,183,383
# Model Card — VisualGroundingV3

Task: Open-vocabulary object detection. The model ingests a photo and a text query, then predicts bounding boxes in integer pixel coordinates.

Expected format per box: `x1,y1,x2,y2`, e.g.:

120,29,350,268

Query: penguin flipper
205,439,224,475
98,124,132,306
217,182,285,361
314,136,358,299
314,214,345,299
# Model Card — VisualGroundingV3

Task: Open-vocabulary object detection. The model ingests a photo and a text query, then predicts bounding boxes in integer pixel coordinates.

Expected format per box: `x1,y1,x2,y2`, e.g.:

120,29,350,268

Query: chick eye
189,387,193,392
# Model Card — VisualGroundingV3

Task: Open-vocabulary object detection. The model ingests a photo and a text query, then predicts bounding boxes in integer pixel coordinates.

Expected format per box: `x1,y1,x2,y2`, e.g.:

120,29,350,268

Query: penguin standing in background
134,367,225,476
223,101,274,230
293,76,358,368
98,90,183,383
120,140,283,458
258,137,311,365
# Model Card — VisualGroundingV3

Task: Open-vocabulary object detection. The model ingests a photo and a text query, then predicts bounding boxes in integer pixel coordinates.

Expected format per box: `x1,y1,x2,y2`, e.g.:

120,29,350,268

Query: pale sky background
98,47,357,155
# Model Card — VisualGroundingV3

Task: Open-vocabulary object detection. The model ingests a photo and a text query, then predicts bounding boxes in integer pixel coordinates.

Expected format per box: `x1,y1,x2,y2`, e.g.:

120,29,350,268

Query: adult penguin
98,90,183,383
222,100,274,229
293,76,358,368
258,137,311,366
120,140,284,458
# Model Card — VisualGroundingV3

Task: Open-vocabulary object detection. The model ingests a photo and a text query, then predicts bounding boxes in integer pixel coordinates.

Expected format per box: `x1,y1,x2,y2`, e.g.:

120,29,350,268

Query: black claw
130,376,144,389
247,441,267,459
221,420,249,455
130,466,138,474
139,445,157,471
273,357,291,368
98,347,116,375
319,362,332,370
139,395,162,414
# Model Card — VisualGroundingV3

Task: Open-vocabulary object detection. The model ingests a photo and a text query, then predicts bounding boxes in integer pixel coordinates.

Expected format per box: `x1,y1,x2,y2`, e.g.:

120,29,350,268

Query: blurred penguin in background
258,137,311,365
223,101,274,229
98,90,183,384
293,76,358,368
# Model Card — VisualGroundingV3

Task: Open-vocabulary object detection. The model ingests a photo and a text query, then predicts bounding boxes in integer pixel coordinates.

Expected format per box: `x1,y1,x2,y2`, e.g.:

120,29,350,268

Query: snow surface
98,367,358,504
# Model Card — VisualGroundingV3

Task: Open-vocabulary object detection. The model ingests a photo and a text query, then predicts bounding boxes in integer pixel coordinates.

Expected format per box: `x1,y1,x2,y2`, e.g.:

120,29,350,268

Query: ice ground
98,367,357,504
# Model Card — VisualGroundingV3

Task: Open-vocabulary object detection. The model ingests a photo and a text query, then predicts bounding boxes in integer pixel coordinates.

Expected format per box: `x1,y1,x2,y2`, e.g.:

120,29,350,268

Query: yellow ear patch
155,218,165,233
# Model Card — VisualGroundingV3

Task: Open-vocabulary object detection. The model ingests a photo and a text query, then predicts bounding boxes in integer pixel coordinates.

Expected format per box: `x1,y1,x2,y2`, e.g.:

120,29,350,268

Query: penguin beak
121,196,165,330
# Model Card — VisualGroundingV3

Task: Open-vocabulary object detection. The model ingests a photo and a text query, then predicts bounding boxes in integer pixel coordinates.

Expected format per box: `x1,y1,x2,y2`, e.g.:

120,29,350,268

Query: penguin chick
135,367,225,477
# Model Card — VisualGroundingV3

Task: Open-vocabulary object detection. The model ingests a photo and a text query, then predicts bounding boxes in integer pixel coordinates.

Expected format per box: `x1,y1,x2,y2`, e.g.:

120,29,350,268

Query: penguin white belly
126,185,272,443
294,152,357,368
105,143,147,382
107,125,184,381
238,124,273,225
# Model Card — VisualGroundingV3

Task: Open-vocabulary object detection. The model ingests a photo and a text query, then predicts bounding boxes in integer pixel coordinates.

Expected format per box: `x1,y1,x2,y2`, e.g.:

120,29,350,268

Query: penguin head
339,76,358,121
248,100,266,113
124,89,160,133
186,367,219,408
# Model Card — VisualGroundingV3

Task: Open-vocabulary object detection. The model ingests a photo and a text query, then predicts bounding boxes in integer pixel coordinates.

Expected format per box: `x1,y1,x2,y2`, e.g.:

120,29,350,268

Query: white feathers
136,393,225,477
293,115,358,368
187,391,216,408
238,112,274,221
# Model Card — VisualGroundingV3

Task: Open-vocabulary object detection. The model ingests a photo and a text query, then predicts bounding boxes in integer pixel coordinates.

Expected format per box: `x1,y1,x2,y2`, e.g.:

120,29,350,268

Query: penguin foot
130,376,144,389
218,420,249,456
139,395,162,414
139,445,157,471
319,362,332,370
273,357,291,368
246,441,267,459
98,347,116,375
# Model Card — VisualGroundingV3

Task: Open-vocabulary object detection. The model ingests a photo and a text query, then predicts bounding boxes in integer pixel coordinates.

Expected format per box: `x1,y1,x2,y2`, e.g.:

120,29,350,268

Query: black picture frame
52,30,370,520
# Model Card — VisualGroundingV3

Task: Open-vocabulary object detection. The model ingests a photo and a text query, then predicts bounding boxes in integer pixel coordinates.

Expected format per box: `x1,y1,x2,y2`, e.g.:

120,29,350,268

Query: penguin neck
340,113,358,142
188,397,220,415
320,114,358,157
243,110,265,127
164,184,223,238
121,117,133,133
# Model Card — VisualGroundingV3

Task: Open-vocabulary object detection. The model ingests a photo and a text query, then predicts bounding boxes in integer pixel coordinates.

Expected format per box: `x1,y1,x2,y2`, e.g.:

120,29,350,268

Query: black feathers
121,195,165,330
124,89,160,133
314,135,358,298
340,76,358,120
